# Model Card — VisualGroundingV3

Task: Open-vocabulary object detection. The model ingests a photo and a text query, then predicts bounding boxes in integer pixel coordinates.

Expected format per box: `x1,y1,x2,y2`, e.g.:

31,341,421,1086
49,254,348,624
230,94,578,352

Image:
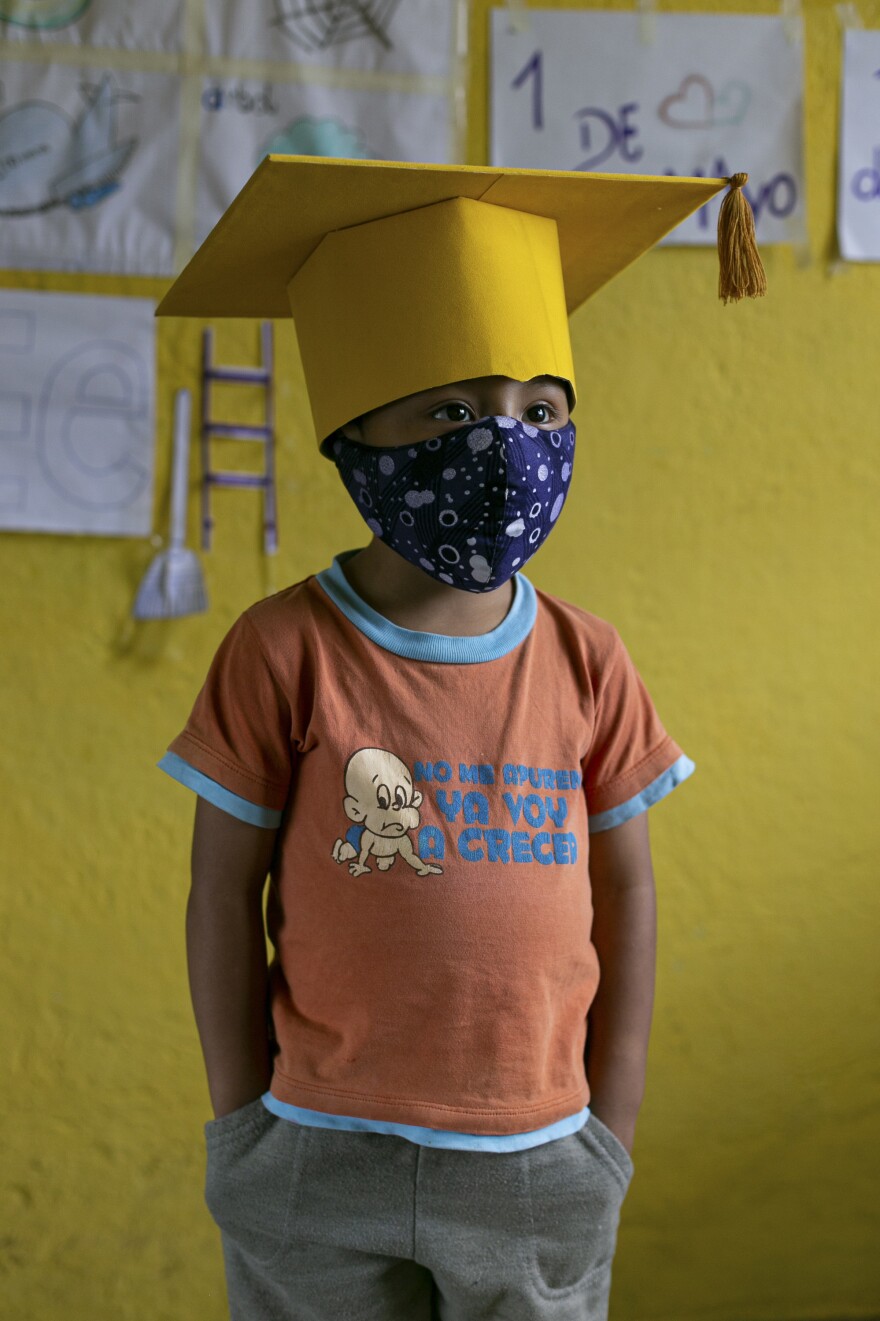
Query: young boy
158,157,759,1320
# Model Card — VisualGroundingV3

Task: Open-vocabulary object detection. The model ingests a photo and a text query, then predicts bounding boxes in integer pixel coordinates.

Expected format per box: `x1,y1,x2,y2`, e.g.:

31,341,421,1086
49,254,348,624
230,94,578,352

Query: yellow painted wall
2,2,878,1318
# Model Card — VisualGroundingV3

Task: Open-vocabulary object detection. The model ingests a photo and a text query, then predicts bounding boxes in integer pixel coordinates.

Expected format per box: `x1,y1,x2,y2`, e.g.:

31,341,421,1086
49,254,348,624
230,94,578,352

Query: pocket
204,1096,267,1140
524,1126,629,1299
578,1113,634,1190
204,1099,308,1265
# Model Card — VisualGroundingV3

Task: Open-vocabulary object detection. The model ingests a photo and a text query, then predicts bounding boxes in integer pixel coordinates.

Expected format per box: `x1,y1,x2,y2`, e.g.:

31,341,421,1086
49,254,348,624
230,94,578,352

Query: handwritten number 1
512,50,543,130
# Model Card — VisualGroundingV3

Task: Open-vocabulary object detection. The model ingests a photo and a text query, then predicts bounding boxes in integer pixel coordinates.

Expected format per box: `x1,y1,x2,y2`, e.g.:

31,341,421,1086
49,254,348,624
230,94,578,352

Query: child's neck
341,539,515,637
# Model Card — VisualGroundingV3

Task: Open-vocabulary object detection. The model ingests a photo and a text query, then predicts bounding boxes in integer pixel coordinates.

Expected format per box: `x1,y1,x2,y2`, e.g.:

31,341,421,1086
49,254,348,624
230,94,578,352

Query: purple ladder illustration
200,321,278,554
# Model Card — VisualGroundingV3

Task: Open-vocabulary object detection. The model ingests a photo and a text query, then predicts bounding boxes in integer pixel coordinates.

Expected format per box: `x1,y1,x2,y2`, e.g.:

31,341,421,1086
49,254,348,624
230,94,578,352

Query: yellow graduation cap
157,156,764,446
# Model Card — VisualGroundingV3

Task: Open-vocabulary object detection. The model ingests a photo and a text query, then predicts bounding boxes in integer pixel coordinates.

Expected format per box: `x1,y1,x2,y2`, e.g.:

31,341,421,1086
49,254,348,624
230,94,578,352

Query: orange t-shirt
164,554,692,1141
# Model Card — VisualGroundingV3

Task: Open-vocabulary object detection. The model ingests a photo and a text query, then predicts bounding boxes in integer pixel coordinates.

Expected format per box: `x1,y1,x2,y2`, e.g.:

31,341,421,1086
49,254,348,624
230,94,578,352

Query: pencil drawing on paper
657,74,752,130
0,73,138,216
36,339,152,512
270,0,401,54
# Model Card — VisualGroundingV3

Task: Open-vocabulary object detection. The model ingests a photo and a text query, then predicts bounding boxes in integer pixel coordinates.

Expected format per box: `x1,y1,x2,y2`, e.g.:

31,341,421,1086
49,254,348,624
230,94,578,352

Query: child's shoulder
228,571,327,658
531,581,627,667
243,571,317,620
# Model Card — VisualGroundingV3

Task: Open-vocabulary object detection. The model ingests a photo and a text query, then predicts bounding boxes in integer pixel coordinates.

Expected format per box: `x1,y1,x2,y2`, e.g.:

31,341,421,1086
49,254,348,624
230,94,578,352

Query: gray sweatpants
204,1099,633,1321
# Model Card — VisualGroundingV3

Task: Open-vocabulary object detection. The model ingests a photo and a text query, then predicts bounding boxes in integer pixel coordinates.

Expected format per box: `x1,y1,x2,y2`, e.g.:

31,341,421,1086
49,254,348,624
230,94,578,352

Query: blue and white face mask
329,416,576,593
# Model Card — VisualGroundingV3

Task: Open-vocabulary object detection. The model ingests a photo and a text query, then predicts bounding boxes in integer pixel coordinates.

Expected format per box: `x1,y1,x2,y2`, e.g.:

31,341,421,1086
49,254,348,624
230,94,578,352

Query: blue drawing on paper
0,73,137,216
657,74,752,129
0,0,91,29
260,116,372,162
574,103,643,172
851,147,880,201
271,0,401,54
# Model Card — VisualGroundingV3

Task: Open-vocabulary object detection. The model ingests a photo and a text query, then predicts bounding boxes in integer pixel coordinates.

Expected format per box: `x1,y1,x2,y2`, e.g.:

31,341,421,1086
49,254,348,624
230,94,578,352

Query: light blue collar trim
315,551,537,664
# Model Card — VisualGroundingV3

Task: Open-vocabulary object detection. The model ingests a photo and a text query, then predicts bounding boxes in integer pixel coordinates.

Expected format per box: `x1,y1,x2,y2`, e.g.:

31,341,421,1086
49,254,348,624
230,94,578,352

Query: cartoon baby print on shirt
331,747,444,878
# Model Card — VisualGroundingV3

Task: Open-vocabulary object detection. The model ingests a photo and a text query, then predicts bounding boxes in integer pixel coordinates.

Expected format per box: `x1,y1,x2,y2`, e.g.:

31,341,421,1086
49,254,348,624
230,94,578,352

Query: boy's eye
431,403,474,424
525,403,554,424
393,785,407,810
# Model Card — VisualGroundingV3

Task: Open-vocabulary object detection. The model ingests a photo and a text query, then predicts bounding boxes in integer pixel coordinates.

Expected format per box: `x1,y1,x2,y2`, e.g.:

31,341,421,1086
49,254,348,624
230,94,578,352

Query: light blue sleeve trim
158,752,283,829
261,1092,590,1153
588,753,695,833
314,551,537,664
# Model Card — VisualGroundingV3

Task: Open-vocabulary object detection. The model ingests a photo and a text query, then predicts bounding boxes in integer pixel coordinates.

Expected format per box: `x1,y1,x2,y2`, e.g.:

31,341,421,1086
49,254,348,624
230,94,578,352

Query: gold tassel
717,172,767,304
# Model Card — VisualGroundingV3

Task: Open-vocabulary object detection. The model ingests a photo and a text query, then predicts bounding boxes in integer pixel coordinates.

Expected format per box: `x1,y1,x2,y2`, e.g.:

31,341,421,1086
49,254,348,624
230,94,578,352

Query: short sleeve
583,631,694,832
160,611,294,822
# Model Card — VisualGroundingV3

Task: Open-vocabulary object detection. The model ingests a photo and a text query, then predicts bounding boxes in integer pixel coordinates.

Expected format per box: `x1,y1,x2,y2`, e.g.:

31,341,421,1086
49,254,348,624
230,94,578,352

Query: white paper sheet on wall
204,0,457,79
0,60,181,273
196,76,453,244
0,0,465,274
0,290,156,537
490,8,806,247
838,28,880,262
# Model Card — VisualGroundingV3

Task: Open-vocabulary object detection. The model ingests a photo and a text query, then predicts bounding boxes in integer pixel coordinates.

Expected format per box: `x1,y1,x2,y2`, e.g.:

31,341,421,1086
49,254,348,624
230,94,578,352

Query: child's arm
585,811,657,1157
187,797,277,1119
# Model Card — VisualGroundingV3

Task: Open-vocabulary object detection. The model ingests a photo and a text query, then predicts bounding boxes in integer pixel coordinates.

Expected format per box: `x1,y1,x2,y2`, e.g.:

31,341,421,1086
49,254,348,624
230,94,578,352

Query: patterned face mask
329,416,576,592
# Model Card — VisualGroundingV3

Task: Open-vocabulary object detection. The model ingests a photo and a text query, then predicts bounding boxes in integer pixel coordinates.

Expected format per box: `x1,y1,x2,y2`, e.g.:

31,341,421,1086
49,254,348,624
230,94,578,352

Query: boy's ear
339,419,363,442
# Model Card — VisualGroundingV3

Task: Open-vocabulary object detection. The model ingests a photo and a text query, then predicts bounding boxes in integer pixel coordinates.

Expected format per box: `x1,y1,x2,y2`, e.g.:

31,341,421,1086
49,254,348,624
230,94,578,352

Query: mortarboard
157,156,764,446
